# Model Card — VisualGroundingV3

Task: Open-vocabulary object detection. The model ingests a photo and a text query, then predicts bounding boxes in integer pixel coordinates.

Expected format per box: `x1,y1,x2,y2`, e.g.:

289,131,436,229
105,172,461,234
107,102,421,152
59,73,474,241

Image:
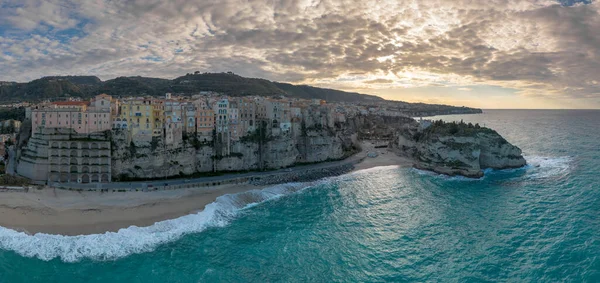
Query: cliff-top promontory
395,120,527,178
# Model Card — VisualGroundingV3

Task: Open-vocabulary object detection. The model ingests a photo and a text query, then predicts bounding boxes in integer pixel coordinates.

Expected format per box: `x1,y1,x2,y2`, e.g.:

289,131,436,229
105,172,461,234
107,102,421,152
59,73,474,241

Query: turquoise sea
0,109,598,282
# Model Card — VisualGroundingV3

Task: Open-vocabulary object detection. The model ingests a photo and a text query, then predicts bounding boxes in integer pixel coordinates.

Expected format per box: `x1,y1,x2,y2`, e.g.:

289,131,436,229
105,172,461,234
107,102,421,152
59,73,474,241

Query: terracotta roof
52,101,89,106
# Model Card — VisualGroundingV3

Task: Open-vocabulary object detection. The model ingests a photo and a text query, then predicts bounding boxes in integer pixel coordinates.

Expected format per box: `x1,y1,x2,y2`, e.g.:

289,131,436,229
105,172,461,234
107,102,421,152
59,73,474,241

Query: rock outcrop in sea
395,120,526,178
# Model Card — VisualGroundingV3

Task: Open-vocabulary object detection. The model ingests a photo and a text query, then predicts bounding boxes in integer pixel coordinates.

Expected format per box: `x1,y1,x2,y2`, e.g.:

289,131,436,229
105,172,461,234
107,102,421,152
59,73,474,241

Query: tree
128,141,136,157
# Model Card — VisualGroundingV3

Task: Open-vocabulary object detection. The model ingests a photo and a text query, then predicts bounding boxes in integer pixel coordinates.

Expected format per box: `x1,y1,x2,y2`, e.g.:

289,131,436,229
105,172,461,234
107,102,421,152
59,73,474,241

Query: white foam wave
0,182,309,263
411,168,483,181
523,155,573,179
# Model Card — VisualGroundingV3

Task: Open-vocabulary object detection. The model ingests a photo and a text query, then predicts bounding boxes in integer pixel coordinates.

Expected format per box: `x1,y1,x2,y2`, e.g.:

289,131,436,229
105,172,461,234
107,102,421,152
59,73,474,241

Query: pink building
31,94,113,136
193,98,214,141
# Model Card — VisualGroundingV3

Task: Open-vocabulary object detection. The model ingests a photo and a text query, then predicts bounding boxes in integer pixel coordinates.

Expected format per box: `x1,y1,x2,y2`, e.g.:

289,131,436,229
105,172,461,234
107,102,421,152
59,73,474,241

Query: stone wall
16,128,112,183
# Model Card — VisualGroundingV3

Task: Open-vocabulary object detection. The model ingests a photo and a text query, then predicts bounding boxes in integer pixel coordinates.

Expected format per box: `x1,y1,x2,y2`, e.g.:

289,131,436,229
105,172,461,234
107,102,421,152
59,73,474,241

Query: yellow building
151,99,164,137
116,98,154,142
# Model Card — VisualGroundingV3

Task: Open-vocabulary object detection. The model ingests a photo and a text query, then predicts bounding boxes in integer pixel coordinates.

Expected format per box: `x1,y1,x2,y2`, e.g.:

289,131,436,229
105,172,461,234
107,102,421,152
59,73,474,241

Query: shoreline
0,148,412,236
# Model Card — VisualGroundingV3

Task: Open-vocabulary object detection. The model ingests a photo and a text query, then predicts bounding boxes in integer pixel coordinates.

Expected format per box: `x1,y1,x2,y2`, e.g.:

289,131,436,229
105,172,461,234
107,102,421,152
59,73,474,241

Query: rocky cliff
110,117,357,181
395,120,526,178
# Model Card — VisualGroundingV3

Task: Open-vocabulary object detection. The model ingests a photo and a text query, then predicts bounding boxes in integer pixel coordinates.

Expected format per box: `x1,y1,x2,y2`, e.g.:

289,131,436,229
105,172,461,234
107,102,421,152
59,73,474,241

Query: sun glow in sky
0,0,599,109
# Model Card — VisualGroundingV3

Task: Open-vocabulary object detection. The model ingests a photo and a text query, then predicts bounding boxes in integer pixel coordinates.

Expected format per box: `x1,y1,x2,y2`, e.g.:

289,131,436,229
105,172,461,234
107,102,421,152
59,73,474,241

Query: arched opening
81,174,89,183
90,143,99,149
70,150,78,157
61,142,68,149
70,142,77,149
90,174,99,183
60,173,69,182
101,174,109,183
82,166,89,173
70,174,78,182
81,150,89,157
50,172,60,182
70,165,77,173
51,142,59,148
61,158,69,165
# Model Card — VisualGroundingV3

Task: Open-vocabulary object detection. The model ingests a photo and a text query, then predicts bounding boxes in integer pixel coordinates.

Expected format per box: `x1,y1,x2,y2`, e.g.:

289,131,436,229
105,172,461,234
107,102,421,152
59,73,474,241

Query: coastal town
0,89,483,186
0,84,528,237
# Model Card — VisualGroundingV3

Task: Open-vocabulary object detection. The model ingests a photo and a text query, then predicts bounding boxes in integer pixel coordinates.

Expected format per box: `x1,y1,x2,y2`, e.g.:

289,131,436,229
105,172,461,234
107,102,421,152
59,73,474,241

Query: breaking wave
522,155,574,179
411,168,484,181
0,182,311,263
411,155,573,181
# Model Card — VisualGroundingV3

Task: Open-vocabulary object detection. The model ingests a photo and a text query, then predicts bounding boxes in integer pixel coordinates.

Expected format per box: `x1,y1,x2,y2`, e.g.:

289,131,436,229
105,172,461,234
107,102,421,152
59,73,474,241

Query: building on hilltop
182,102,196,136
115,97,154,142
236,97,256,137
164,99,183,145
31,94,113,137
193,97,214,142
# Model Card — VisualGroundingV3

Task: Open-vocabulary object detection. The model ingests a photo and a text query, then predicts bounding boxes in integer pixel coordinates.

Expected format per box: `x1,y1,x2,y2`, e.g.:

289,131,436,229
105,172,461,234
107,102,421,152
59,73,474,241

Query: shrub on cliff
425,120,495,137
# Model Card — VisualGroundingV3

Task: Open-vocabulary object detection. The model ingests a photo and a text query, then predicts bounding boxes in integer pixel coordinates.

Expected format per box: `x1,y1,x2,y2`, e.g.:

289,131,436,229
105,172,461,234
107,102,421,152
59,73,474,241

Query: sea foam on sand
0,183,310,262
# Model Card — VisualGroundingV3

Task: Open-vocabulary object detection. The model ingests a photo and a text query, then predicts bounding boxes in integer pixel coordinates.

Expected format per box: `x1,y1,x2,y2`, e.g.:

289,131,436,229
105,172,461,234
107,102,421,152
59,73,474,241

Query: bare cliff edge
395,120,526,178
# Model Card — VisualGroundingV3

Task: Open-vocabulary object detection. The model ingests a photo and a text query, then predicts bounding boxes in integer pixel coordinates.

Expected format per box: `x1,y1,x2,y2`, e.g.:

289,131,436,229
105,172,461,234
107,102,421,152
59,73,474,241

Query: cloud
0,0,598,106
364,79,394,84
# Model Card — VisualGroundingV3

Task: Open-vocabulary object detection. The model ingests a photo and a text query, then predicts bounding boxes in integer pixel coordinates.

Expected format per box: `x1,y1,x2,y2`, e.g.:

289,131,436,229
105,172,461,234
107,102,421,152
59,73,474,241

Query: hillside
0,73,480,115
273,82,382,102
0,78,89,101
0,73,387,103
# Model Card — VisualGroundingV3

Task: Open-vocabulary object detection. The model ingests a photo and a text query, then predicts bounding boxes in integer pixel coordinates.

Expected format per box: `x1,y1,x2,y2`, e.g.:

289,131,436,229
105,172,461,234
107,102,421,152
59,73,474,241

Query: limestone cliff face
395,122,526,178
110,124,356,180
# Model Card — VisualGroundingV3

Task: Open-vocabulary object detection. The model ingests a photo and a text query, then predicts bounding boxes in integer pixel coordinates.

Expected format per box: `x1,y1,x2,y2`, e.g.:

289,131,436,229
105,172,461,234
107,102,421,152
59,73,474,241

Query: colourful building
193,98,214,141
32,94,113,136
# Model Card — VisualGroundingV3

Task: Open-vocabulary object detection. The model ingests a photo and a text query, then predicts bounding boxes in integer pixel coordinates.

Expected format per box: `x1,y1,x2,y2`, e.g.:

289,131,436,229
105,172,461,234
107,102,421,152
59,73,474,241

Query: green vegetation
0,107,25,121
212,152,244,160
240,121,271,143
0,174,30,186
0,73,385,103
128,141,137,157
150,137,160,151
421,120,496,139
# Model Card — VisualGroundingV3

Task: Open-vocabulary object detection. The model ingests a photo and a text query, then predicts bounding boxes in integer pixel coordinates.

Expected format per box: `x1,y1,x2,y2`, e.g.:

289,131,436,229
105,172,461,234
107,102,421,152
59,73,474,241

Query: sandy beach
0,149,412,236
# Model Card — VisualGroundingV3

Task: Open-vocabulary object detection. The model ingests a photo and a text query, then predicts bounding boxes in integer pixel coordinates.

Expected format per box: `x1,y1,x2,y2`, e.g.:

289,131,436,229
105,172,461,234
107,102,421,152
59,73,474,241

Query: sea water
0,110,598,282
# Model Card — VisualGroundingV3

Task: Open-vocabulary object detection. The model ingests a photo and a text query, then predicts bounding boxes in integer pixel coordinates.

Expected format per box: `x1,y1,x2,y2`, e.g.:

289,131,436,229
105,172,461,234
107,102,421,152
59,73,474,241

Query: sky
0,0,599,109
